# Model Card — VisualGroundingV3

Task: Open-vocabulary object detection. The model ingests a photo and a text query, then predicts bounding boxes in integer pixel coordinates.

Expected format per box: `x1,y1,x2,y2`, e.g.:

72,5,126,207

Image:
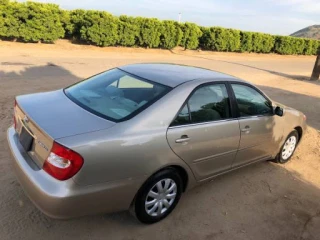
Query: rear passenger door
167,83,240,181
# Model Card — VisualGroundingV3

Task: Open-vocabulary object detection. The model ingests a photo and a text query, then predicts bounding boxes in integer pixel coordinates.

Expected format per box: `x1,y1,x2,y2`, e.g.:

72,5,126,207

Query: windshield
65,68,171,122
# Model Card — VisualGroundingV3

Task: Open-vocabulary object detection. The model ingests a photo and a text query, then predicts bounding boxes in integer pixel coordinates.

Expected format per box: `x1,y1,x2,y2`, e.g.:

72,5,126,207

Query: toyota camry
7,63,307,223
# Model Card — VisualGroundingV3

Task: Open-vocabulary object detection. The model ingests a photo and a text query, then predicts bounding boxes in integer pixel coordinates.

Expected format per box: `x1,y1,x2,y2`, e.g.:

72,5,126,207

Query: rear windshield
64,68,171,122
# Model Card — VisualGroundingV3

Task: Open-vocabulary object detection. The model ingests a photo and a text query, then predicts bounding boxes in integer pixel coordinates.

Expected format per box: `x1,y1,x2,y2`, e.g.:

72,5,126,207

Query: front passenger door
230,83,281,167
166,83,240,180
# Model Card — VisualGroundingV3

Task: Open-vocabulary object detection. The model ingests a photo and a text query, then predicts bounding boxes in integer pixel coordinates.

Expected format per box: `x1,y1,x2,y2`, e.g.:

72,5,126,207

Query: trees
0,1,64,42
240,31,253,52
180,23,202,50
0,0,319,54
160,20,183,49
79,11,119,46
199,27,240,52
136,17,163,48
118,16,139,46
19,2,64,43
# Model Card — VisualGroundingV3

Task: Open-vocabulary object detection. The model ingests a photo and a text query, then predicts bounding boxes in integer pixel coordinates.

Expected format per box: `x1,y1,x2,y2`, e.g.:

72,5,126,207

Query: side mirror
274,106,284,117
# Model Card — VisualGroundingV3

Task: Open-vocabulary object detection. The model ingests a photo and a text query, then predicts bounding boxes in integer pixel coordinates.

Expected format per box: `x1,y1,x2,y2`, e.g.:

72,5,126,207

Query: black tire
132,168,183,224
275,130,299,164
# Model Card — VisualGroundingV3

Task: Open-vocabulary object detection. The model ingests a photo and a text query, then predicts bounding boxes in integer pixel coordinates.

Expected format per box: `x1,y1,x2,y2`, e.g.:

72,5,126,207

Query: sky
19,0,319,35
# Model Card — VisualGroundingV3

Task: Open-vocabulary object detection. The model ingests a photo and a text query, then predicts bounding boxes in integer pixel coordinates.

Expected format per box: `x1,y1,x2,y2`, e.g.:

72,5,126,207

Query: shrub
199,27,227,51
226,28,241,52
79,11,119,46
59,10,73,38
275,36,308,54
136,17,163,48
251,33,275,53
250,32,261,53
0,1,25,40
275,36,305,55
312,40,319,55
274,36,291,54
260,34,275,53
20,2,65,42
291,38,305,55
180,23,202,50
160,20,183,49
207,27,228,51
1,0,320,54
68,9,88,39
304,39,315,55
304,39,319,55
118,15,139,46
198,27,240,52
240,31,253,52
0,1,64,42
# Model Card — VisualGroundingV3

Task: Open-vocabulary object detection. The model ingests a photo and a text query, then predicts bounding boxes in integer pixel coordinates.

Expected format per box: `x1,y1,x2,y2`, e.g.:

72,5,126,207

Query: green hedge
79,11,119,47
304,39,319,55
274,36,319,55
118,16,139,47
0,1,64,42
200,27,240,52
160,20,183,49
180,23,202,50
0,0,319,54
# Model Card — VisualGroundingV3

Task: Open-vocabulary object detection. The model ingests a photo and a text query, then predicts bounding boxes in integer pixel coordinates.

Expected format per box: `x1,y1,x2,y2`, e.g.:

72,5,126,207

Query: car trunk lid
15,89,115,167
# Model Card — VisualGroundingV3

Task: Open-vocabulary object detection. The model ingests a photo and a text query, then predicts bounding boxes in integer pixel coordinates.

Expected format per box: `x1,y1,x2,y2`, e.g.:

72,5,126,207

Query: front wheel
275,130,299,164
132,168,183,224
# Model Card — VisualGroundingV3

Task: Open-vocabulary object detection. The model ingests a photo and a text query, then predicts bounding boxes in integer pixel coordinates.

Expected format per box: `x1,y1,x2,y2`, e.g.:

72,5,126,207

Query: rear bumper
7,126,144,219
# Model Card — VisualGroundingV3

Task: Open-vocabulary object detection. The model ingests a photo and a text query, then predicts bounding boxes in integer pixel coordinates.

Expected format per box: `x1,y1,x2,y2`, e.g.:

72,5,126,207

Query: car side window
172,104,190,126
231,84,273,117
171,83,231,126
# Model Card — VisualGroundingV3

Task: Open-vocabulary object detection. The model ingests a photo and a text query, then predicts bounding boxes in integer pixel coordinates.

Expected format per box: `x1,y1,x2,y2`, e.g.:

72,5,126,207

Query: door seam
231,119,241,168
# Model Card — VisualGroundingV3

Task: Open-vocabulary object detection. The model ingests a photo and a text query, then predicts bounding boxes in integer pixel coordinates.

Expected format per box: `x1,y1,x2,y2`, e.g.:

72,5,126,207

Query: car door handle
175,135,190,143
241,126,251,132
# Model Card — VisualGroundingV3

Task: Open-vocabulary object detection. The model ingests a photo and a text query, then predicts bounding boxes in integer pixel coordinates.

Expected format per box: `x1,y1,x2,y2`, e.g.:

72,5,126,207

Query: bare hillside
291,25,320,40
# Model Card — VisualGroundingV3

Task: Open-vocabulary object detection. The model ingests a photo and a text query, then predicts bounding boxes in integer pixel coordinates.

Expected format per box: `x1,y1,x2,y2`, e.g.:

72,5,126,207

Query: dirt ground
0,40,320,240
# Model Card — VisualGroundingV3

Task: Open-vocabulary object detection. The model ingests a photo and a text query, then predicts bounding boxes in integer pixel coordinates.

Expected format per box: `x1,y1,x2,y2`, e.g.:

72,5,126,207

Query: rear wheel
275,130,299,164
132,168,183,224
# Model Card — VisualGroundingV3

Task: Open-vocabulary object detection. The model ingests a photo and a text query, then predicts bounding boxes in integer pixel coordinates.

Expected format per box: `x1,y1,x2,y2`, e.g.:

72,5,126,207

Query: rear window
65,68,171,122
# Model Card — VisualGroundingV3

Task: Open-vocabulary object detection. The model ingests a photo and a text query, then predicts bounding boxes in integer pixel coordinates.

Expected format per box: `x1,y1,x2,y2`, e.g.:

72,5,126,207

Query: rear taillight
13,100,17,130
43,142,84,181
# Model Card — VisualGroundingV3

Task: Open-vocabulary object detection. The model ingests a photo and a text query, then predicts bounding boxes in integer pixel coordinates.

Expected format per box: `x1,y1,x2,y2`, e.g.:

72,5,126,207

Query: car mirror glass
275,106,284,117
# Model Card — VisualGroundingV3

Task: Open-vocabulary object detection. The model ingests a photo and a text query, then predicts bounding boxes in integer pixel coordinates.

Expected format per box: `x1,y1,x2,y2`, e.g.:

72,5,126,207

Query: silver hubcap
282,136,297,160
145,178,177,217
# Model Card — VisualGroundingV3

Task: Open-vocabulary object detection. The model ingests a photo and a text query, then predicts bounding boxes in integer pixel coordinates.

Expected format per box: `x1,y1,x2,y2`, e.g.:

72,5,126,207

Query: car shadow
0,64,320,240
0,63,81,94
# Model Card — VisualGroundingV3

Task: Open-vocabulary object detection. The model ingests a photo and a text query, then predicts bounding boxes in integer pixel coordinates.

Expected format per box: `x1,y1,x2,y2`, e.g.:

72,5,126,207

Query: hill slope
291,25,320,40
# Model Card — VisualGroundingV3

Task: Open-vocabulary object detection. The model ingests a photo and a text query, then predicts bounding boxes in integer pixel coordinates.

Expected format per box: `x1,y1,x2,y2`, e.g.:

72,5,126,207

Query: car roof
118,63,240,87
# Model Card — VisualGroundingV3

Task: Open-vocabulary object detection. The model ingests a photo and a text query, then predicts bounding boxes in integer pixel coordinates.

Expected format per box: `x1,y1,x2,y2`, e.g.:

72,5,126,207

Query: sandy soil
0,40,320,240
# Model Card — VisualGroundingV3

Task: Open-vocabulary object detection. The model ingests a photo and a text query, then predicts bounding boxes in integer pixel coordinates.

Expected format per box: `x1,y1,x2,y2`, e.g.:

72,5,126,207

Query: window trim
229,82,274,119
169,81,237,128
